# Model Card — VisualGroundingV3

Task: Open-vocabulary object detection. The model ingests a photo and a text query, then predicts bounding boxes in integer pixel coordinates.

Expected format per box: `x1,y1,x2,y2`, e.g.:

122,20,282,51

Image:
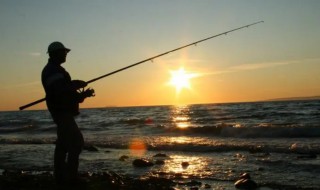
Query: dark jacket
42,60,82,115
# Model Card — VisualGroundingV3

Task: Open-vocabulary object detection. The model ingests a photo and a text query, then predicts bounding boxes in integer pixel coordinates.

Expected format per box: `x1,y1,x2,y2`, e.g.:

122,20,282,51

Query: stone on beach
153,153,169,158
119,155,129,161
234,173,258,190
132,158,154,167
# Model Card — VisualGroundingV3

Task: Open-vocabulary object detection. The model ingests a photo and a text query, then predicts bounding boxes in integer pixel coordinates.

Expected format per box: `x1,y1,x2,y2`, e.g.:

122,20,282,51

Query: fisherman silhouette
41,42,94,185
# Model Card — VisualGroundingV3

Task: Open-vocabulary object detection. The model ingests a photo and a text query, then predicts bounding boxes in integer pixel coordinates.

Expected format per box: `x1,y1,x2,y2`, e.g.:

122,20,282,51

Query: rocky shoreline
1,169,319,190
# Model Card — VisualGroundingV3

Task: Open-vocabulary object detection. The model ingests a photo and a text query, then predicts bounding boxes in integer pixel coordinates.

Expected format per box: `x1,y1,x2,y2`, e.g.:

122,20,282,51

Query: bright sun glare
169,67,199,93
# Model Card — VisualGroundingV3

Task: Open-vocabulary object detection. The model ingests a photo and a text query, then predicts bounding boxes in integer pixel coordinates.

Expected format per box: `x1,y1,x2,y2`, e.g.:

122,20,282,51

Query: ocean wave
160,124,320,138
1,135,319,155
0,125,36,133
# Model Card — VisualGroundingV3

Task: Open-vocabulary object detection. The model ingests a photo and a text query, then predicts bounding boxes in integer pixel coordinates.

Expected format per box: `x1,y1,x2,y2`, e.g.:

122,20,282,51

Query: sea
0,100,320,189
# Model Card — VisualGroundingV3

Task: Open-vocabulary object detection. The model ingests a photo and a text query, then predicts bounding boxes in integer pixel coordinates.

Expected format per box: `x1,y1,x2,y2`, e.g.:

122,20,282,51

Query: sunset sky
1,0,319,111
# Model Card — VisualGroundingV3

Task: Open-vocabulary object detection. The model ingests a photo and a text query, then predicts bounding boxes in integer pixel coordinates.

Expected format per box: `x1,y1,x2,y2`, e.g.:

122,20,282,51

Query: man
41,41,94,184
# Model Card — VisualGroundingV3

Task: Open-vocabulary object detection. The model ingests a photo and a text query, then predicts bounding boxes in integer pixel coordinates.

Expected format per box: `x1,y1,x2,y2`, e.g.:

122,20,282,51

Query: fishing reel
78,87,95,97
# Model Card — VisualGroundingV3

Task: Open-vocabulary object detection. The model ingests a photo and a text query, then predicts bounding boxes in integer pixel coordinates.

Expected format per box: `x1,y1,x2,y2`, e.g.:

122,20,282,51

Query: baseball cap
47,41,71,53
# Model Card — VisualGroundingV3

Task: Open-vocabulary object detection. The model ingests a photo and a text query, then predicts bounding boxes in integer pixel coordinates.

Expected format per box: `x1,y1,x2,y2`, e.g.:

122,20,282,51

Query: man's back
42,61,78,114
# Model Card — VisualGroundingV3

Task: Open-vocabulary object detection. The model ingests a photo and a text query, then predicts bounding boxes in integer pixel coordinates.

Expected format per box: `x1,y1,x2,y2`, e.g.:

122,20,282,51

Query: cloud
229,60,292,71
201,57,320,77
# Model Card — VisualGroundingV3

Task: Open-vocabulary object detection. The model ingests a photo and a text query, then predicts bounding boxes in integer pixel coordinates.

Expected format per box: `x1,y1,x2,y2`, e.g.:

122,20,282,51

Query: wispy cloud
202,58,320,76
229,60,292,71
204,58,320,76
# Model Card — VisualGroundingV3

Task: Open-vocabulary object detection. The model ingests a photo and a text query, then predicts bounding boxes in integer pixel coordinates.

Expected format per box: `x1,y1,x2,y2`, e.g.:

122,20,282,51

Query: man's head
47,41,70,64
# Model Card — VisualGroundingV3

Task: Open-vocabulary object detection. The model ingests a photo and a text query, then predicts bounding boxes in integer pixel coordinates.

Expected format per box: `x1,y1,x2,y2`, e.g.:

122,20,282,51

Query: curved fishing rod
19,21,263,110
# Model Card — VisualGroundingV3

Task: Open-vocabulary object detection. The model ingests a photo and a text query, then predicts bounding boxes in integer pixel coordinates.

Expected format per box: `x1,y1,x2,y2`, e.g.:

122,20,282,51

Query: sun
169,67,198,94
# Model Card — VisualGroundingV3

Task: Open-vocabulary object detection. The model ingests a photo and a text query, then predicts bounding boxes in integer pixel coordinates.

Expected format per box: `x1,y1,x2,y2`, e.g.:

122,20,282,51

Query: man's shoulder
42,63,66,76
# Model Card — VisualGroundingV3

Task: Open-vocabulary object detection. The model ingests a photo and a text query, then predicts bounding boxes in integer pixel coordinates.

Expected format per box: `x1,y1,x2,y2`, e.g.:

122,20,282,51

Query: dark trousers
51,112,84,183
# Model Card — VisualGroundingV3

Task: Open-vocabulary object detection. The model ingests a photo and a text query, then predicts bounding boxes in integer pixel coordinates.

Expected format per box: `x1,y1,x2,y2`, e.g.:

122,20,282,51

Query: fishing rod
19,21,263,110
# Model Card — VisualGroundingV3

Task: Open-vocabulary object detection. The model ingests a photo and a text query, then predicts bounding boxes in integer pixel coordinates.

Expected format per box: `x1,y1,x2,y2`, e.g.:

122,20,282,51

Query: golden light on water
171,105,192,129
158,155,211,179
173,116,190,129
128,138,146,156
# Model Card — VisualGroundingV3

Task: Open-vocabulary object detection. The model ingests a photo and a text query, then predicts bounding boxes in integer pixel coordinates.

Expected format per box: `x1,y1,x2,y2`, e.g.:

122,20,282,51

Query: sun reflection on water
171,105,192,129
152,154,213,179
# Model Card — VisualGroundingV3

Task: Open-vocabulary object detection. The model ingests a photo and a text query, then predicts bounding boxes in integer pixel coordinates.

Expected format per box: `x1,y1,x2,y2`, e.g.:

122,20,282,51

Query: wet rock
119,155,129,161
155,160,165,165
240,173,251,179
153,153,169,157
235,178,257,189
132,158,154,167
181,161,189,168
84,145,99,152
235,173,258,190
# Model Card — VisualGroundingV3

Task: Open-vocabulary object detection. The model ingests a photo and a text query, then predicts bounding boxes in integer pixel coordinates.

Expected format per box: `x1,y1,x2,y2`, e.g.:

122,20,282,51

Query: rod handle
19,98,46,110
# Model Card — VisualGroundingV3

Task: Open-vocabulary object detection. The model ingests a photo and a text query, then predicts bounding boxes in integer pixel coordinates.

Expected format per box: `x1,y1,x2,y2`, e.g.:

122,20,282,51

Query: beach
1,101,320,189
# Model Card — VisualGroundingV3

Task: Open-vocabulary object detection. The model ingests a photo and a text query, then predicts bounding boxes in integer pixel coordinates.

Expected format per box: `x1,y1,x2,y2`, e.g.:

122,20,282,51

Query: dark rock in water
235,178,257,189
240,172,251,179
84,145,99,152
235,173,257,189
132,158,154,167
119,155,129,161
190,187,199,190
155,160,165,165
153,153,169,157
181,161,189,168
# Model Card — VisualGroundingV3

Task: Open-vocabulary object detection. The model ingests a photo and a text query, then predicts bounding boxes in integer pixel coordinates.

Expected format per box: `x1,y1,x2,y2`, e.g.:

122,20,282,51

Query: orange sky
1,1,320,111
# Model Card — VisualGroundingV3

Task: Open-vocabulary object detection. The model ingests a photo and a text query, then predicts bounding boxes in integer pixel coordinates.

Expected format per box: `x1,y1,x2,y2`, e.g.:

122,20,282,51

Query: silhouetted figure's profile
41,42,94,184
